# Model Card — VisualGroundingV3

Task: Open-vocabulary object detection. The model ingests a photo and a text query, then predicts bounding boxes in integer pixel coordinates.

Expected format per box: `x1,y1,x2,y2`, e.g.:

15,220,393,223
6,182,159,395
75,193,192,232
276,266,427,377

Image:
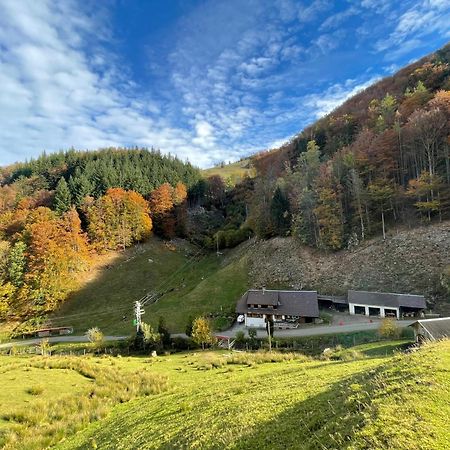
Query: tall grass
0,356,168,450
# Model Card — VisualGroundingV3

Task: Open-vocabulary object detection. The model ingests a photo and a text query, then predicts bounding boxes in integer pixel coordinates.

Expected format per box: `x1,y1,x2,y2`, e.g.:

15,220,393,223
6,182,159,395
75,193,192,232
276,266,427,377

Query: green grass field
52,238,249,336
0,340,449,449
202,158,255,184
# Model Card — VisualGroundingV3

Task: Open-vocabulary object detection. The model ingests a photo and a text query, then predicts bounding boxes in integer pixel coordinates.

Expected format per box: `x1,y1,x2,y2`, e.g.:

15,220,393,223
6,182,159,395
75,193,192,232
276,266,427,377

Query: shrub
171,336,197,351
378,318,400,339
85,327,104,347
234,331,247,349
38,338,51,356
319,312,333,324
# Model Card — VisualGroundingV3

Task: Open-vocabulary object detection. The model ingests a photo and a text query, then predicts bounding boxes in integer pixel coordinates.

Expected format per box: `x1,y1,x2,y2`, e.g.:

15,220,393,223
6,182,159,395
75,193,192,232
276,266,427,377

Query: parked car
237,314,245,323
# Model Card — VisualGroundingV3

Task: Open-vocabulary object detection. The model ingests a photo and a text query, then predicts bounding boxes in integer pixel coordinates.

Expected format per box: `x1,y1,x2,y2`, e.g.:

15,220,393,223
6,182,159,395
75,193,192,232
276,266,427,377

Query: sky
0,1,449,168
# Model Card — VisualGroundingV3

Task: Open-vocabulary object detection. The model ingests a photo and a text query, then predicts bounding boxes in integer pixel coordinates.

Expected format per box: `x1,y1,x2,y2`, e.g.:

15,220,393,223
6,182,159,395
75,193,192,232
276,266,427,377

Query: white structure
348,290,426,320
348,302,398,319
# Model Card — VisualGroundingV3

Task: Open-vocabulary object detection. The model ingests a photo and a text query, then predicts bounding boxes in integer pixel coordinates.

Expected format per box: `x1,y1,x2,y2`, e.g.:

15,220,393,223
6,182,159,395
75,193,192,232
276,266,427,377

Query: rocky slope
247,221,450,314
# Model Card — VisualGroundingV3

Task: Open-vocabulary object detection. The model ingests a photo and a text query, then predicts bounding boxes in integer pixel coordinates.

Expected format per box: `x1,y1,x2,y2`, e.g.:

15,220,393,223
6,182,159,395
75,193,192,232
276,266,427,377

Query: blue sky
0,1,449,168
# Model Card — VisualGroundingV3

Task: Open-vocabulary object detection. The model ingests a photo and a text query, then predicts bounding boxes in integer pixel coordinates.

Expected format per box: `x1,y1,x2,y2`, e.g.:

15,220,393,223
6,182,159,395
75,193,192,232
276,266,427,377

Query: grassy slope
52,238,249,335
57,340,450,450
202,158,255,183
0,355,168,449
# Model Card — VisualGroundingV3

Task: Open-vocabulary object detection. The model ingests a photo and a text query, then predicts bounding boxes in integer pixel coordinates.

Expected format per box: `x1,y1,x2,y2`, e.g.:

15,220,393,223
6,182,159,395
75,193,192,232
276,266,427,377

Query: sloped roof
410,317,450,340
348,290,426,309
247,290,279,306
236,290,319,317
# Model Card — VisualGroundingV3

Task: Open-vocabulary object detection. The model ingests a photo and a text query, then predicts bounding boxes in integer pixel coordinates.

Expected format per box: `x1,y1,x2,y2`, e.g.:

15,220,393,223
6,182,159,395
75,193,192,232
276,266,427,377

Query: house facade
236,289,319,328
348,290,426,319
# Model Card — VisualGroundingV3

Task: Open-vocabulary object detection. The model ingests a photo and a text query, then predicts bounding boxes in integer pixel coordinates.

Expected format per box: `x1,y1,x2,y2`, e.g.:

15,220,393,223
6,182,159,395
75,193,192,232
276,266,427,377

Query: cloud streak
0,0,449,168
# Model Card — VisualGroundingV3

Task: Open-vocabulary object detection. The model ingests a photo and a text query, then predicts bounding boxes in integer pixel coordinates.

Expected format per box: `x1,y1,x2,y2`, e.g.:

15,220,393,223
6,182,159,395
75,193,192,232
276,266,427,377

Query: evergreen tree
270,186,291,236
54,177,72,214
69,174,92,207
158,316,171,348
8,241,27,287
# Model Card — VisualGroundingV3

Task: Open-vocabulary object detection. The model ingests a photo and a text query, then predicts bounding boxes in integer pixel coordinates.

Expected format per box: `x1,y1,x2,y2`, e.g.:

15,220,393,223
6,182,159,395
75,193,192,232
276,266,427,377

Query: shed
409,317,450,342
348,290,426,319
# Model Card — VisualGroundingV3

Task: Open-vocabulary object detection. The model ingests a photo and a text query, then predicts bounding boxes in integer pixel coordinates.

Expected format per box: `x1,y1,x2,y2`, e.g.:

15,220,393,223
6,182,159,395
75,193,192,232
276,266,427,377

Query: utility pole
266,315,272,351
134,301,145,332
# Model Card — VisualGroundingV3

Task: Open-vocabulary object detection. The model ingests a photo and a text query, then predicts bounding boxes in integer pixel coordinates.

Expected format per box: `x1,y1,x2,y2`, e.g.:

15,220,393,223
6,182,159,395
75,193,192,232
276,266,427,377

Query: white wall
245,315,266,328
349,303,399,319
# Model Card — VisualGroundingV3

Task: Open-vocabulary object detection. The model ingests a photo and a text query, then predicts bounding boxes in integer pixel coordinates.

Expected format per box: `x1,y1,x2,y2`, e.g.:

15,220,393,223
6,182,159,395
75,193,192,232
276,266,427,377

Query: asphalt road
216,319,415,338
0,319,415,349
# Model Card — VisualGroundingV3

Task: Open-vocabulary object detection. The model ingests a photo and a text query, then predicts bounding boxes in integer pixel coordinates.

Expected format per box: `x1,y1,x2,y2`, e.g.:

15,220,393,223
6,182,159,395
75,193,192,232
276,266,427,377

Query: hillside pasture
51,238,249,335
57,340,450,450
202,158,255,184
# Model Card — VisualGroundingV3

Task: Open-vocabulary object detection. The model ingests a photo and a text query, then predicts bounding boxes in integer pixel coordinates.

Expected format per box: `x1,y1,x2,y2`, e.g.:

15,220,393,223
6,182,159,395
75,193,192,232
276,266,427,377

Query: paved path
0,319,415,349
0,335,127,349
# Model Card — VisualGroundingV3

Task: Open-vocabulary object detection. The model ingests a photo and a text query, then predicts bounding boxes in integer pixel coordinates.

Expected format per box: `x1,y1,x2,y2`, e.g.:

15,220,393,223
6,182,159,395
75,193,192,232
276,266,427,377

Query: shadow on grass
156,362,388,450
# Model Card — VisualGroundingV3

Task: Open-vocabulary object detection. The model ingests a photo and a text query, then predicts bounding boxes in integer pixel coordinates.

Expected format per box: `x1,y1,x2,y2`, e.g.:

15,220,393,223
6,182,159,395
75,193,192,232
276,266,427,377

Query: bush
234,331,247,349
171,336,198,351
85,327,104,346
378,318,400,339
133,323,161,352
319,312,333,324
38,338,51,356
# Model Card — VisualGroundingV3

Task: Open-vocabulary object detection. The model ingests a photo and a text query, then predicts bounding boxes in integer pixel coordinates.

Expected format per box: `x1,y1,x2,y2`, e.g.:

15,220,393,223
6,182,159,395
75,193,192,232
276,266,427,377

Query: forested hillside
0,149,200,329
244,44,450,250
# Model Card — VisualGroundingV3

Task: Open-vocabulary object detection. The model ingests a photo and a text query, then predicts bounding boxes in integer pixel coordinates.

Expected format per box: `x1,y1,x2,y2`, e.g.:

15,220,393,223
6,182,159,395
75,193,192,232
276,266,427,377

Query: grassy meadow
52,238,249,335
0,340,447,449
202,158,256,184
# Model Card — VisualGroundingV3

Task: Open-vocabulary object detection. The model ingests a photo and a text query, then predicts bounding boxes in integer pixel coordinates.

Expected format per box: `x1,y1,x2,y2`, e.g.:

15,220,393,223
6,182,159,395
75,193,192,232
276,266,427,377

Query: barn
409,317,450,342
348,290,426,319
236,289,319,328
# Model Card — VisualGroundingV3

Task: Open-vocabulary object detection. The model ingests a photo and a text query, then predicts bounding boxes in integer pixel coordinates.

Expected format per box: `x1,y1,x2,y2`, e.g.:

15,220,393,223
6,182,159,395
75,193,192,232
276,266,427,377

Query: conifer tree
54,177,72,214
270,186,290,236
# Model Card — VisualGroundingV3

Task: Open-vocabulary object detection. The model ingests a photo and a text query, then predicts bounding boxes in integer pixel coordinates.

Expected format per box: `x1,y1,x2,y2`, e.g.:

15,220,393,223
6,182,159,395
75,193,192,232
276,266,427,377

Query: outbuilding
348,290,426,319
409,317,450,342
236,289,319,328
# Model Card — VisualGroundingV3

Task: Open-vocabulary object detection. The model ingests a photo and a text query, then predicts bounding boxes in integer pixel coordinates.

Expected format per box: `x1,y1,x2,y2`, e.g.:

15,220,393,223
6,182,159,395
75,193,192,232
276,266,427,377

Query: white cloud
374,1,450,58
297,0,332,23
303,76,381,119
0,0,232,168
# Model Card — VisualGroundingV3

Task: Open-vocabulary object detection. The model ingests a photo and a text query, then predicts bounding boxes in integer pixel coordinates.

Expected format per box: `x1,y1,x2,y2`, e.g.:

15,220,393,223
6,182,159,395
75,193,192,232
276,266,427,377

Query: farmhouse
236,289,319,328
348,290,426,319
409,317,450,342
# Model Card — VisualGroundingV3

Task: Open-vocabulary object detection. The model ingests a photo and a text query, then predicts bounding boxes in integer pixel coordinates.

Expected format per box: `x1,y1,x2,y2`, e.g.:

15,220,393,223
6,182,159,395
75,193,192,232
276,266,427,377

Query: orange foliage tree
86,188,152,251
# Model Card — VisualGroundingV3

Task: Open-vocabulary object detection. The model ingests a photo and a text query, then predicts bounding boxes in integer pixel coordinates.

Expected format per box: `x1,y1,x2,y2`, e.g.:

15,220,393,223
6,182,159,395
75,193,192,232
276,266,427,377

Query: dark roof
348,290,426,309
247,290,279,306
410,317,450,340
236,290,319,317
